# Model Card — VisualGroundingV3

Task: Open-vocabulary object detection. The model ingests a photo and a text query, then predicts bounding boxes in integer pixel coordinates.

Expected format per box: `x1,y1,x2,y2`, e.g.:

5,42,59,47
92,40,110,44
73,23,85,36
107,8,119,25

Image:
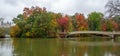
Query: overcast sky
0,0,108,22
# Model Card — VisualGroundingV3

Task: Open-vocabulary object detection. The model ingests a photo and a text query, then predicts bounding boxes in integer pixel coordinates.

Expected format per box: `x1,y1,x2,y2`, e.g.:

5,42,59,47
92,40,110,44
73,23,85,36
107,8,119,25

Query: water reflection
0,38,13,56
0,38,120,56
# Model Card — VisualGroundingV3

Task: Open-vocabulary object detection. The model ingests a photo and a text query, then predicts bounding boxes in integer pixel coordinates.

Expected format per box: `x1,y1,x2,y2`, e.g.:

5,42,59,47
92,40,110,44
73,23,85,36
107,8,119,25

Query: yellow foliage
68,20,73,32
78,26,87,31
10,25,21,37
26,31,30,37
51,18,58,28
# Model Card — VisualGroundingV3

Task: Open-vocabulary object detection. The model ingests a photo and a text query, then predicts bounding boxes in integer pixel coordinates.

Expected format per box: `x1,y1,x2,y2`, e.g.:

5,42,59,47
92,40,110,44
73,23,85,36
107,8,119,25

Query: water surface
0,38,120,56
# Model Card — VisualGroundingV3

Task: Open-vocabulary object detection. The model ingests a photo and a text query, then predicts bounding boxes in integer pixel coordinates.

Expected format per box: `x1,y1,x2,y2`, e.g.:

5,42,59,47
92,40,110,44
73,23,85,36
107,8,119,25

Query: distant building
0,21,11,28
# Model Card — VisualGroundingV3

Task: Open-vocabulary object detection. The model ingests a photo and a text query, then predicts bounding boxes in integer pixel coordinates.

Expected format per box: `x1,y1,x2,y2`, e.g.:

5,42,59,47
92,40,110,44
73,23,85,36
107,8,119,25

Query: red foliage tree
57,15,69,32
23,6,46,19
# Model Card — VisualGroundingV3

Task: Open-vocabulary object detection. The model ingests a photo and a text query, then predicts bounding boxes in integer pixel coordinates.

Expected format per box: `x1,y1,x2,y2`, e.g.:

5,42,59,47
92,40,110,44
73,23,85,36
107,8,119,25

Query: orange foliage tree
75,13,88,31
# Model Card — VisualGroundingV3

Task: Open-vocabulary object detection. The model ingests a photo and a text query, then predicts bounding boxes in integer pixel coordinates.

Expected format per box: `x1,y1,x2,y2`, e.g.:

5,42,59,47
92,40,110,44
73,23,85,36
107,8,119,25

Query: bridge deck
68,31,120,35
67,31,120,38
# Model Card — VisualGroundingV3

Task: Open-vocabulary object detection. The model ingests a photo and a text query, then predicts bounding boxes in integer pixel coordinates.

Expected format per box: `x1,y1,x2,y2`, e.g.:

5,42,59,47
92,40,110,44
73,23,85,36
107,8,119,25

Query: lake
0,38,120,56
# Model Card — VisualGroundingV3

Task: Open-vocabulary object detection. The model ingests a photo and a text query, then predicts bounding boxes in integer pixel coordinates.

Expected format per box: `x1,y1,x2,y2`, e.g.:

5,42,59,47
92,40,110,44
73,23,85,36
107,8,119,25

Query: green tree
30,12,54,37
12,14,27,37
88,12,103,31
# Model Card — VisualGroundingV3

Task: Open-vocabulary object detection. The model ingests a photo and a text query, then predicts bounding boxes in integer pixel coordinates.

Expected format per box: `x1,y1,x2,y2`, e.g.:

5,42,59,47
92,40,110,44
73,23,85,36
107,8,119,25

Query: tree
75,13,88,31
105,0,120,18
106,19,114,31
111,20,119,31
0,28,5,37
23,6,46,19
30,11,54,37
10,25,21,37
101,19,114,31
88,12,103,31
12,14,27,37
57,15,69,32
0,18,10,38
111,15,120,30
11,6,58,38
101,19,107,31
112,15,120,22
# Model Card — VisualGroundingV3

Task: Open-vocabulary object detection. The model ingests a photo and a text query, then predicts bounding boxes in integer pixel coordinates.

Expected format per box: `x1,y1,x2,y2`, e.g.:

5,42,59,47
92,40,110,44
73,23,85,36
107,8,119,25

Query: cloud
4,0,21,6
50,0,108,16
0,0,108,22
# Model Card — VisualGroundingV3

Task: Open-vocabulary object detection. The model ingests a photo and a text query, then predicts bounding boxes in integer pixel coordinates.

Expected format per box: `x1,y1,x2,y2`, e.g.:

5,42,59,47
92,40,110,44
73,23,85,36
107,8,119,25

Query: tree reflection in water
0,38,120,56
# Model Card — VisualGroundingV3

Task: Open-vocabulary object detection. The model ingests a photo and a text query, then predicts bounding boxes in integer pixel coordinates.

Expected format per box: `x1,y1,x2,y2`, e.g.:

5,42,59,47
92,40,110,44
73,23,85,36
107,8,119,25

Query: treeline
10,6,120,38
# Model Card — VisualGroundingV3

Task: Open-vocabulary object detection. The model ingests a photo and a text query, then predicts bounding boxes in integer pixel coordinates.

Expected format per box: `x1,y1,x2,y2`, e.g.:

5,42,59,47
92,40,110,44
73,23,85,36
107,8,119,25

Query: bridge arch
66,31,120,38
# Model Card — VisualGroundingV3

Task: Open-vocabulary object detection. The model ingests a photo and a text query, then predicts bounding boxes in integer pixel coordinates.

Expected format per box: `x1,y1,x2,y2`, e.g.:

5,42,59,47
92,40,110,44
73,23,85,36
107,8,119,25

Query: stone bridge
66,31,120,38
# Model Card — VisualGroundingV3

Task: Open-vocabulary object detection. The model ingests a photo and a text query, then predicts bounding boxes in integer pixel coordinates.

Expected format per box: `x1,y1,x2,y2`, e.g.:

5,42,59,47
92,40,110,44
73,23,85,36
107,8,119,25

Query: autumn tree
101,19,114,31
111,20,119,31
101,19,107,31
57,15,69,32
111,16,120,30
75,13,88,31
102,19,115,31
10,25,21,37
11,6,57,38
